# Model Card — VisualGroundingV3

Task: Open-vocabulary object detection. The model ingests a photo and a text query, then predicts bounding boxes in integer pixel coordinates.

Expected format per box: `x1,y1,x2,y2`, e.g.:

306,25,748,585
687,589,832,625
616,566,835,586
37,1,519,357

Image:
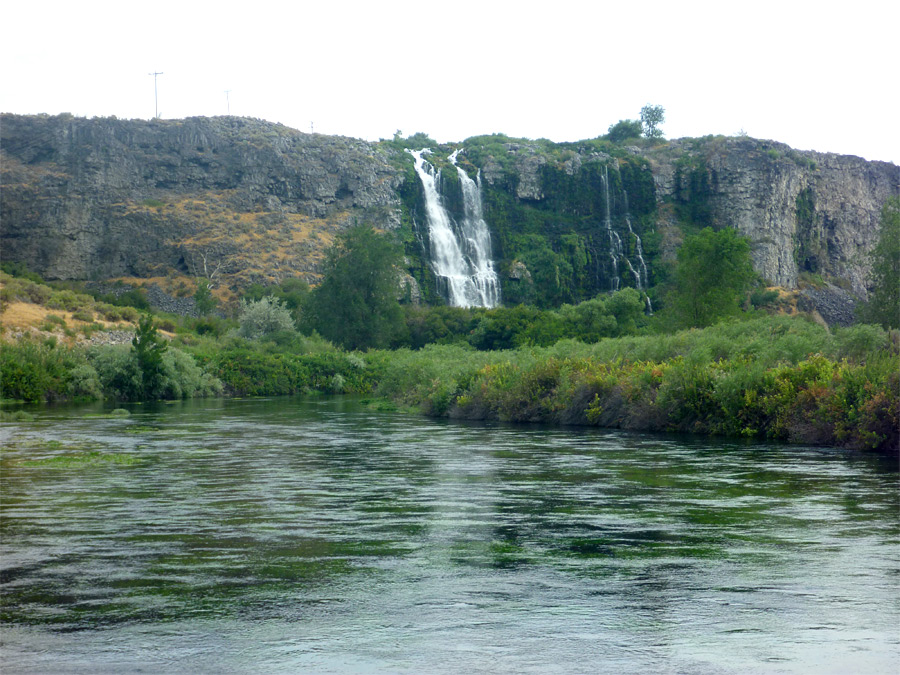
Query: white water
622,188,653,313
603,164,652,312
408,149,500,308
601,165,621,292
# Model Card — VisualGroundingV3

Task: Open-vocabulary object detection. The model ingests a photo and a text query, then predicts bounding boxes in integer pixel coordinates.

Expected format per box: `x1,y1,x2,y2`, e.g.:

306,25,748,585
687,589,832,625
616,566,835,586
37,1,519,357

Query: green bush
0,339,86,402
25,283,52,305
89,344,222,401
237,297,296,340
90,347,143,400
0,262,43,283
71,309,95,322
68,364,104,400
47,289,94,312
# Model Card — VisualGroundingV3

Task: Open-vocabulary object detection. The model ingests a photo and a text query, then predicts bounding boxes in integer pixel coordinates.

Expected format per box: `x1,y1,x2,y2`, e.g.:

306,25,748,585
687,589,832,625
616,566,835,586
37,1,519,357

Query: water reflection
1,397,898,673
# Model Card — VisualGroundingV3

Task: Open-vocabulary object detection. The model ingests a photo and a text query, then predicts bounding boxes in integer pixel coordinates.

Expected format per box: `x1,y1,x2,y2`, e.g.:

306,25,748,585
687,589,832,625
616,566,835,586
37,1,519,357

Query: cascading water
601,165,621,292
622,188,653,313
603,163,652,312
622,190,649,289
408,149,500,308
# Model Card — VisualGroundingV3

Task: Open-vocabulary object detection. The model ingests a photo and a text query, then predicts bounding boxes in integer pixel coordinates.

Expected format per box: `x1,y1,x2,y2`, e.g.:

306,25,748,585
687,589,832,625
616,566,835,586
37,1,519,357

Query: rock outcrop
2,114,896,304
1,114,402,285
647,138,898,297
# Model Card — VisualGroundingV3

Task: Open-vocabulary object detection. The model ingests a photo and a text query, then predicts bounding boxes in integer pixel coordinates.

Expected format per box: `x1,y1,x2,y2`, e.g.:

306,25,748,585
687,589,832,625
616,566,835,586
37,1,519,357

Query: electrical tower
148,71,164,118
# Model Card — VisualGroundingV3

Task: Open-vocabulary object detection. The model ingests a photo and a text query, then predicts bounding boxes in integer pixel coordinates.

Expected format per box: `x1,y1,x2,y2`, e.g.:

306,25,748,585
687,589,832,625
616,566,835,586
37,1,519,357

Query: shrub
68,364,103,400
237,297,296,340
90,347,143,400
159,349,223,399
832,324,888,362
89,344,222,401
47,289,93,312
25,283,52,305
71,309,94,322
0,339,85,402
0,261,43,283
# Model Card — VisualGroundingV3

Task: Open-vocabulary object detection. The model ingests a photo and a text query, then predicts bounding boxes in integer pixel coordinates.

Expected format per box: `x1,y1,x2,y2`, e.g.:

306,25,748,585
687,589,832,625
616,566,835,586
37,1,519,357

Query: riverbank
3,315,897,456
372,317,899,455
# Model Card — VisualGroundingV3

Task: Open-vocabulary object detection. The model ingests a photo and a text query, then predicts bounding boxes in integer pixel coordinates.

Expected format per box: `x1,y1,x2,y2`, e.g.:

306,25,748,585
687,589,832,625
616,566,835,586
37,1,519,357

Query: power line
148,71,164,118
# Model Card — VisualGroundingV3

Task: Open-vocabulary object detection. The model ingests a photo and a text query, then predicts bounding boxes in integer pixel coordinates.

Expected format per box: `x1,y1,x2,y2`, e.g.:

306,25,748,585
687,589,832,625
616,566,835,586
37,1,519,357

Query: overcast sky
2,1,897,163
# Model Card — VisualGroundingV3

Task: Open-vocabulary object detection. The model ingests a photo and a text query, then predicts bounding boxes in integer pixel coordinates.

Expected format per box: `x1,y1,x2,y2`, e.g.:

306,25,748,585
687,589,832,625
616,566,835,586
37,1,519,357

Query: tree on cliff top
309,225,404,350
640,104,666,140
607,119,643,143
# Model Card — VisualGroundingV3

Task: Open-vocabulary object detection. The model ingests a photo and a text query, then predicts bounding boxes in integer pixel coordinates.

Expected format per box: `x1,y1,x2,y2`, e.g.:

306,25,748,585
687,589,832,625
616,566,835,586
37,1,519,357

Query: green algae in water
20,451,141,467
0,410,36,422
123,425,162,434
84,409,131,419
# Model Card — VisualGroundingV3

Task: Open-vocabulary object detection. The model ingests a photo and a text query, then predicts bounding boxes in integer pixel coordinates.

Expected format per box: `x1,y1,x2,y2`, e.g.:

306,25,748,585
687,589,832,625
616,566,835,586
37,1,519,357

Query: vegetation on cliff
859,197,900,330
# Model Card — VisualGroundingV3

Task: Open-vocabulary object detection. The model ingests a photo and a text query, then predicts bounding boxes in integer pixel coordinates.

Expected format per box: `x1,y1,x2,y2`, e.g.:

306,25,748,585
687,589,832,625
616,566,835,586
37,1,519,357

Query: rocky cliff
2,114,896,305
0,114,401,286
481,136,897,299
648,137,898,297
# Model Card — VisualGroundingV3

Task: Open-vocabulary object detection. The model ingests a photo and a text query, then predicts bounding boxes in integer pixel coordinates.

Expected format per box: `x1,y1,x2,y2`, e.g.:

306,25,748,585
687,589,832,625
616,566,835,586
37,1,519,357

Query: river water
1,398,897,673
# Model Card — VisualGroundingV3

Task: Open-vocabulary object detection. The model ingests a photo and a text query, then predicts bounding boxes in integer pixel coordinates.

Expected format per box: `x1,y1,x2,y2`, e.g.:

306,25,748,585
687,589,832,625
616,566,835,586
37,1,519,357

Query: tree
309,225,404,350
607,119,643,143
132,313,168,399
640,104,666,140
668,227,756,328
193,278,217,316
861,197,900,329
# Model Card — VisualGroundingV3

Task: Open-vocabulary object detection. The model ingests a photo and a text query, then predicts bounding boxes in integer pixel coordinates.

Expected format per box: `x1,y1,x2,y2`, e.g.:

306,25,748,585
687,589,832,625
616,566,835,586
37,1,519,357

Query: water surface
1,398,898,673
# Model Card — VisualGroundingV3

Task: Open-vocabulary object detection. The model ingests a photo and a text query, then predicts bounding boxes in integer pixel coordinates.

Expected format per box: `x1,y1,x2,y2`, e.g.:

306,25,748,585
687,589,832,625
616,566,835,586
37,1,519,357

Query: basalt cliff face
647,138,898,297
478,137,897,300
0,114,401,285
2,114,896,304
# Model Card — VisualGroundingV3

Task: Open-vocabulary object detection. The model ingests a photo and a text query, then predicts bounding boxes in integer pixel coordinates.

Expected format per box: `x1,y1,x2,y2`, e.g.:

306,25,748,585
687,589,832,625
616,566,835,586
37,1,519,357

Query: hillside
2,114,897,313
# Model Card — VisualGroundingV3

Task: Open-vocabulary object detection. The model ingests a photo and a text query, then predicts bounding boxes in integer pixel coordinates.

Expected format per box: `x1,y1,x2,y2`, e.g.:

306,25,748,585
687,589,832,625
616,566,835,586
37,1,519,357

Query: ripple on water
1,397,898,673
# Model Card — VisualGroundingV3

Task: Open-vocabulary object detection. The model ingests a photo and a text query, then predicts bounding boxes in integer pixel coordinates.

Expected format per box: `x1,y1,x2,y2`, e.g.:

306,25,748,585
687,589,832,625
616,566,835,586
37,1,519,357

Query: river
1,397,897,673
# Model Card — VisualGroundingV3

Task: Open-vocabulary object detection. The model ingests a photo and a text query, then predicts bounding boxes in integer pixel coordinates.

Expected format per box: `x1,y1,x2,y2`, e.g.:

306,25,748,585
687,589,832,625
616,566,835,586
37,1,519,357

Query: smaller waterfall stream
623,189,653,313
602,165,621,292
409,149,500,308
622,189,649,289
603,164,653,312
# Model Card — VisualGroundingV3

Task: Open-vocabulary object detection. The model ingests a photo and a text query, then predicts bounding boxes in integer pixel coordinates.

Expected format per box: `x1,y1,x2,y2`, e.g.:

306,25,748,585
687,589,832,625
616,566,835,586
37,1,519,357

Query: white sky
2,0,897,163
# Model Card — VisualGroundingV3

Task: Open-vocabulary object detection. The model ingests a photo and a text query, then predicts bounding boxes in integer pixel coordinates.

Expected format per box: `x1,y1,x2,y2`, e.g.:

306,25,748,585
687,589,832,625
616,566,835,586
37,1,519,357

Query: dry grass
0,300,135,344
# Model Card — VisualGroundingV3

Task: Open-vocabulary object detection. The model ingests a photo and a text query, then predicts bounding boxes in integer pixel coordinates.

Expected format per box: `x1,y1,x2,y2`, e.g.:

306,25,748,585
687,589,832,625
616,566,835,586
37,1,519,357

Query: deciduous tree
640,104,666,140
309,225,404,350
668,227,756,328
607,119,643,143
860,197,900,329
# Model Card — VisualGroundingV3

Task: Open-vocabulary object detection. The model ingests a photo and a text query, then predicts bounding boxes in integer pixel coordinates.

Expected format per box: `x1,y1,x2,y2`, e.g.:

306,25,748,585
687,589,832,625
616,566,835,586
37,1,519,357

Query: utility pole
225,90,231,115
148,71,163,118
310,122,314,134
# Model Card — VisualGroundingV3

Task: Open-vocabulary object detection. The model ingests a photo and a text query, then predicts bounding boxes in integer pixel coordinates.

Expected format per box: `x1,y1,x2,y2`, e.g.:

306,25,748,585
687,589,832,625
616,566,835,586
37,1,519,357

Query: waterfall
622,188,653,313
408,149,501,308
603,164,653,313
602,165,620,292
622,189,649,289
